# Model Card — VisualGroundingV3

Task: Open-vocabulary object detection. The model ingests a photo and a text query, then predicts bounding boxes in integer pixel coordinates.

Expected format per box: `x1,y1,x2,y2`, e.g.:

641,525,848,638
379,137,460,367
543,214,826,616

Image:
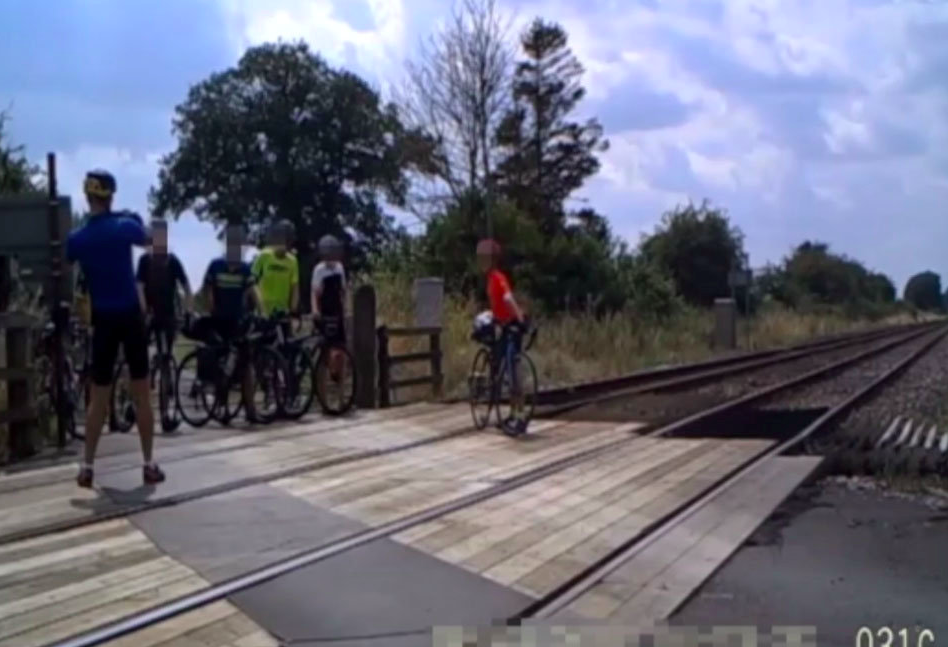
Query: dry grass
365,272,928,402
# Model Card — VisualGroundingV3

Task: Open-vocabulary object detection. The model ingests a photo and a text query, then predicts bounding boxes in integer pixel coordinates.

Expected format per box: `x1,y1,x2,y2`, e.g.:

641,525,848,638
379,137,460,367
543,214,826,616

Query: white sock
80,462,93,471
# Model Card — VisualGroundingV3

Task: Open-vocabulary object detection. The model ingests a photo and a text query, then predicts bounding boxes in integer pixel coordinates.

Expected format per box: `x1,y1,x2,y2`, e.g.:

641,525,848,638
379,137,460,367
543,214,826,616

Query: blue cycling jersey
203,257,254,320
66,212,147,313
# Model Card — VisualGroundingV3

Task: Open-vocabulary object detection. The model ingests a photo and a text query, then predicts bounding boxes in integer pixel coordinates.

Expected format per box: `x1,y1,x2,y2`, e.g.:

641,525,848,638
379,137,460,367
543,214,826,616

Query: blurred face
151,222,168,256
477,252,492,272
269,227,287,254
225,225,244,263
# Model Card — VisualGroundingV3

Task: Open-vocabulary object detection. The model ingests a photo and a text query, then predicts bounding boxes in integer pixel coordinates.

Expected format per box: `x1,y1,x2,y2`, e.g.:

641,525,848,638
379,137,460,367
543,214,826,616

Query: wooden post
377,325,390,408
430,330,443,399
0,257,9,464
6,319,33,459
352,285,377,409
714,298,737,350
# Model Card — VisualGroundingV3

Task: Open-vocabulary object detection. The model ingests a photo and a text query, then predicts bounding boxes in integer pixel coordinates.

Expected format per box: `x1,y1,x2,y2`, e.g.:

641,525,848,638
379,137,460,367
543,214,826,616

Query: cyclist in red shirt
476,239,529,435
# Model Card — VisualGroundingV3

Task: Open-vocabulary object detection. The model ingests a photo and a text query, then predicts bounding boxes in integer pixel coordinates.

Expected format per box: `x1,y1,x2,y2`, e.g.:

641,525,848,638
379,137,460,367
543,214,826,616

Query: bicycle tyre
156,354,181,433
246,346,287,424
496,351,539,428
175,349,213,428
110,360,135,433
280,344,316,420
468,347,493,430
313,344,356,416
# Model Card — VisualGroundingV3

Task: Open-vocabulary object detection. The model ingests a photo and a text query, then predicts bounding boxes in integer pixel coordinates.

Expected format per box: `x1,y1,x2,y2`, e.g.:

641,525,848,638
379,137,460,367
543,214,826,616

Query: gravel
757,330,937,412
790,329,948,478
559,332,921,425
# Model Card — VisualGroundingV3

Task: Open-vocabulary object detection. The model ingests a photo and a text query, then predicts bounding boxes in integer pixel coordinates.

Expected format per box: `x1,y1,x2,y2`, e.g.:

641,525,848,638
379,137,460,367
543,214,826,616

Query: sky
2,0,947,292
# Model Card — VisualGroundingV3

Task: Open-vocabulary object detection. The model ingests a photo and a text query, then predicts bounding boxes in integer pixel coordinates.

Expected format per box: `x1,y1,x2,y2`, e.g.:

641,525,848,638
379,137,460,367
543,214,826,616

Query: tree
760,241,897,310
0,110,41,195
639,200,747,307
396,0,514,219
904,271,943,311
495,19,607,237
151,42,424,297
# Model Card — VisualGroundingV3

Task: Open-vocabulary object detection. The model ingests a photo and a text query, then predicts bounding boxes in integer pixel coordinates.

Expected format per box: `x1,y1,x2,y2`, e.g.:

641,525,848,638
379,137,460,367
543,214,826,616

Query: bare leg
84,384,111,465
129,378,154,463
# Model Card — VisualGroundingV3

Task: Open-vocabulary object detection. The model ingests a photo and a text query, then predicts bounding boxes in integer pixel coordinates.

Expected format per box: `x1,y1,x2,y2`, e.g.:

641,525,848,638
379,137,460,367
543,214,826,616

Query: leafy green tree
151,41,427,296
494,19,607,237
762,241,897,311
904,271,942,311
639,200,747,307
0,110,41,195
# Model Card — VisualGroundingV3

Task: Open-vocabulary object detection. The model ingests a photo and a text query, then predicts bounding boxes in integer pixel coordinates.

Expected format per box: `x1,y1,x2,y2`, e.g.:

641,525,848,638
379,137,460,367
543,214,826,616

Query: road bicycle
468,319,539,434
175,316,288,427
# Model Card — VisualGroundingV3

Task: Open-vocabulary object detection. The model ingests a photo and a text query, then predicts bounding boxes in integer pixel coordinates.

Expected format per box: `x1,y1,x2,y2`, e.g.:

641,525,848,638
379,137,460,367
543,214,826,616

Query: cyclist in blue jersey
201,223,259,341
65,170,164,488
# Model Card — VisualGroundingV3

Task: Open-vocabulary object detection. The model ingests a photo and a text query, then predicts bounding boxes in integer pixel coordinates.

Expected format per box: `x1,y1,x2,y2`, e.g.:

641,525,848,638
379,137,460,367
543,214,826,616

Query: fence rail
377,325,443,408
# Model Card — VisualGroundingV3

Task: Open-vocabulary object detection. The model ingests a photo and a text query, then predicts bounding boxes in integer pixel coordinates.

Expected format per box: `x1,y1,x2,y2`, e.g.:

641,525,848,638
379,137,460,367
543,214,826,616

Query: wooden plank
0,406,36,425
386,326,441,337
0,573,207,647
99,601,237,647
388,351,434,365
391,375,436,389
568,455,822,623
0,559,198,638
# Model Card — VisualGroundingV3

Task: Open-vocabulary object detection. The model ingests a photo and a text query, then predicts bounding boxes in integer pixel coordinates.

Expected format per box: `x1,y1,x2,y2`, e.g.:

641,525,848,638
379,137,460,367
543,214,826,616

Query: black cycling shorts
315,316,345,347
91,308,149,386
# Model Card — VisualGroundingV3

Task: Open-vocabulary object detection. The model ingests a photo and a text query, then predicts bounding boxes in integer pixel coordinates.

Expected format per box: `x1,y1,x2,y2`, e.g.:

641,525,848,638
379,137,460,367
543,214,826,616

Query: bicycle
309,316,357,416
264,313,317,420
175,315,288,427
35,318,86,442
468,318,539,433
145,320,181,433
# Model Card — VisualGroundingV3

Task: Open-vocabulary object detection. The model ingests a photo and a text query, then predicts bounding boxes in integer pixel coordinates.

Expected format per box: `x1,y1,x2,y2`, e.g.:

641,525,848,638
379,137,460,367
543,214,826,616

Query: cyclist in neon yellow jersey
252,220,299,322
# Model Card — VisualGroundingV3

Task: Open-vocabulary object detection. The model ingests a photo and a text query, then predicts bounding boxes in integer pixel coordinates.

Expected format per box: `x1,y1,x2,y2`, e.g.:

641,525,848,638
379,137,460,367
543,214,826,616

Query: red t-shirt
487,269,516,324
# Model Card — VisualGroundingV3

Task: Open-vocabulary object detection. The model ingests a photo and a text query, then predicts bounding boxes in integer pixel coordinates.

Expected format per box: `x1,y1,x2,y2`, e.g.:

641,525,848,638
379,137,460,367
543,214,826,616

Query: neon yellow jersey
251,247,298,316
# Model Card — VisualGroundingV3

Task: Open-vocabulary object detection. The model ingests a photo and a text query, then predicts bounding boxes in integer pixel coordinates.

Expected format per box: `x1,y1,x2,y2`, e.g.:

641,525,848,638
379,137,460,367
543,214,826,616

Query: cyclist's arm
120,213,150,247
289,260,300,314
311,264,323,317
173,256,193,311
505,292,525,323
135,256,149,315
201,263,215,314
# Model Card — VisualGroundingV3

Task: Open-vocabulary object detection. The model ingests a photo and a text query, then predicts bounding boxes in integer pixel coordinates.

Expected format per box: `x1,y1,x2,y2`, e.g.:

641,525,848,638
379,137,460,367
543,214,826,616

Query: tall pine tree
495,19,607,237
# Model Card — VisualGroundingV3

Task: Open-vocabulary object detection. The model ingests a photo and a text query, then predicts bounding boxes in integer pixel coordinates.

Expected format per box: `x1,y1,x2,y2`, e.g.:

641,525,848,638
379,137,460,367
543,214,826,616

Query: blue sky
3,0,947,292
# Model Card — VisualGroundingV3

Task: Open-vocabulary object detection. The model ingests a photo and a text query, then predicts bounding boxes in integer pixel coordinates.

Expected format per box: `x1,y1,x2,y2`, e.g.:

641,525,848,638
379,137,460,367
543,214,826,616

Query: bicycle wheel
247,346,287,424
313,344,356,416
280,345,316,420
468,348,493,430
156,354,181,433
175,349,214,428
497,351,538,429
110,360,135,433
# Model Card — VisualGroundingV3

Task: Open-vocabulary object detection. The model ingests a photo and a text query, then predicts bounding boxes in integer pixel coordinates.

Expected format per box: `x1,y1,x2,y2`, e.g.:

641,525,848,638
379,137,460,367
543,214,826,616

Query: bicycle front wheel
468,348,493,430
314,345,356,416
175,349,214,428
280,345,316,420
247,346,287,424
156,354,181,433
497,351,538,428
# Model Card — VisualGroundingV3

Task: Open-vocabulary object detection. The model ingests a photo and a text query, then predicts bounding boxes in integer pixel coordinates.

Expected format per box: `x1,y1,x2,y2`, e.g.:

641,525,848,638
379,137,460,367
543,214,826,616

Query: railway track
0,322,932,547
26,323,945,647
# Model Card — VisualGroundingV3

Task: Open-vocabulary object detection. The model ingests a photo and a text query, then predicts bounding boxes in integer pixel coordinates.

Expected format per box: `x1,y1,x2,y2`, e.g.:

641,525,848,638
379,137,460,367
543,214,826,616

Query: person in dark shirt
65,169,164,488
201,223,259,342
311,234,347,381
136,219,192,357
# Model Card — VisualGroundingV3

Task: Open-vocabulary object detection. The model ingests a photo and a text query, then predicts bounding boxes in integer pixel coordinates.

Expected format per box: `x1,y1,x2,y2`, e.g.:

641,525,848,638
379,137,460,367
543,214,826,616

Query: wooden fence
0,311,40,463
376,325,443,408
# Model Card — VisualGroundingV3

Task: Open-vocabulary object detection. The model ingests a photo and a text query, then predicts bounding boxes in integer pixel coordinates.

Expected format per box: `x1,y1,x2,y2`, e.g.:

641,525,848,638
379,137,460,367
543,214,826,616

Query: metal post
46,153,66,450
